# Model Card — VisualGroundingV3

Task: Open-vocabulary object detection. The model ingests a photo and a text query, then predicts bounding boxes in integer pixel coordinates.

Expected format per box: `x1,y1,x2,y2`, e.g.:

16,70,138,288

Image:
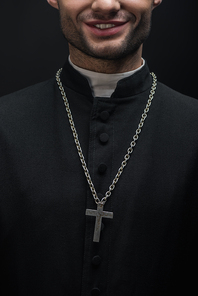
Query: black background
0,0,197,98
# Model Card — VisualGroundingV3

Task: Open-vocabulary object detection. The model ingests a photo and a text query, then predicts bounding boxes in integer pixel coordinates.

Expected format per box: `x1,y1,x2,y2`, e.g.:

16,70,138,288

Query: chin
82,42,141,61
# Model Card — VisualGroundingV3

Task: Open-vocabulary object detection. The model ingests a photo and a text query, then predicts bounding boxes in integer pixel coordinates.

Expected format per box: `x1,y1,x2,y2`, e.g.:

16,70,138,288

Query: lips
84,20,128,37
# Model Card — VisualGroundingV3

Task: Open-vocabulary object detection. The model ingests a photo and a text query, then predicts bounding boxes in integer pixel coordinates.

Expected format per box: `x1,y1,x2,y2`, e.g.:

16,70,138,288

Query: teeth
95,24,115,30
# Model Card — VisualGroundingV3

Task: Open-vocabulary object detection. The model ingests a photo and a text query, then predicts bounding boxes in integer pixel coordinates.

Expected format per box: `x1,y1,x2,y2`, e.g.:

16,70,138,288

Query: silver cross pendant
86,204,113,242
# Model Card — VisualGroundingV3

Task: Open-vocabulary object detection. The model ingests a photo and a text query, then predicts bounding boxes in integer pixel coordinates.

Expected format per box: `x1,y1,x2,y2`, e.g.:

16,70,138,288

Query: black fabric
0,60,198,295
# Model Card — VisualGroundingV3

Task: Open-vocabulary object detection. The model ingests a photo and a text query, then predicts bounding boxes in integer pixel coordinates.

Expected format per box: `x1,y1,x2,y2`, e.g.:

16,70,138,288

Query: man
0,0,197,295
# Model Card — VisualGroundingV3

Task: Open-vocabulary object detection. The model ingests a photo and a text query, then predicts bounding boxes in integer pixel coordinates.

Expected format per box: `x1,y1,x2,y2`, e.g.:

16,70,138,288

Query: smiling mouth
94,24,116,30
86,20,127,30
84,21,129,38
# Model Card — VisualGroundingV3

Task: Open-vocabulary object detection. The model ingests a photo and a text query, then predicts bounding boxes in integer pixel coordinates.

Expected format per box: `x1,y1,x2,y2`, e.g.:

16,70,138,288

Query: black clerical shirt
0,60,198,295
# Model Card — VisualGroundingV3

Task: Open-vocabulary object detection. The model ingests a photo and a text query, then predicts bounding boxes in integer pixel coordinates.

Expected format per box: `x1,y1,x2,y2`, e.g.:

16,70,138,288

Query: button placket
97,109,111,178
84,102,114,296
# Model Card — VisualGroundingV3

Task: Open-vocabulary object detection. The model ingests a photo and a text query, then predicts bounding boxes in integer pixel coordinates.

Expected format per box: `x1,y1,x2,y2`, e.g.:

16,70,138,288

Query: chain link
56,69,157,206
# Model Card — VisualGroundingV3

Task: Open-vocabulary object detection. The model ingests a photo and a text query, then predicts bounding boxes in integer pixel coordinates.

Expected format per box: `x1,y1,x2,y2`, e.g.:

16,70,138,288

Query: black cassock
0,60,198,295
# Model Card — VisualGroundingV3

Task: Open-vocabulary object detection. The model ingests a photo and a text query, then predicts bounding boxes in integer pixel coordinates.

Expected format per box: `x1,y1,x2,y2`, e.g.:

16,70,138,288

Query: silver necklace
56,69,157,242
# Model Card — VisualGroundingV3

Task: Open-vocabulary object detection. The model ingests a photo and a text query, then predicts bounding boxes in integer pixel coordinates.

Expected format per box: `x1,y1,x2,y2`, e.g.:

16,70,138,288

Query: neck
69,44,143,74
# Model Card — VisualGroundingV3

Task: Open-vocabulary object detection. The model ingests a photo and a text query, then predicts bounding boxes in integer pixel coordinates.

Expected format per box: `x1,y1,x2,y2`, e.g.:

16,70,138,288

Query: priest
0,0,198,295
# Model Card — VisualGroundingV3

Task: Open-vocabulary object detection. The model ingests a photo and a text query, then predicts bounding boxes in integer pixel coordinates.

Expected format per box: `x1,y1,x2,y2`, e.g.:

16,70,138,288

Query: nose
91,0,121,14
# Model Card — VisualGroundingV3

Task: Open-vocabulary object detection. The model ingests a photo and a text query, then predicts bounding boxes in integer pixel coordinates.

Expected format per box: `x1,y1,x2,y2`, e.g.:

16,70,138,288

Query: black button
99,133,109,143
98,163,107,174
91,288,101,296
100,111,110,121
92,255,102,266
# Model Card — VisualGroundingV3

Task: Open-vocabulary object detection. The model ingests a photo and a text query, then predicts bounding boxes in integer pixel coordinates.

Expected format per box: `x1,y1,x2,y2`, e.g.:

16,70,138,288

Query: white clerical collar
69,56,145,98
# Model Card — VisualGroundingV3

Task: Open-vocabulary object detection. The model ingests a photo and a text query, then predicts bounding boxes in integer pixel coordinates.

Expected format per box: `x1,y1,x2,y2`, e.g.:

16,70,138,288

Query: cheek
123,0,153,19
58,0,91,20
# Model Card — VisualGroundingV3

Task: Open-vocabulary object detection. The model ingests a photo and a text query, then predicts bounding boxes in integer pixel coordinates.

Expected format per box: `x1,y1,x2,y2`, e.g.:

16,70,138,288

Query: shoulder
0,78,60,139
144,82,198,171
147,80,198,145
155,82,198,120
0,78,55,106
156,82,198,108
0,78,57,122
151,82,198,149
